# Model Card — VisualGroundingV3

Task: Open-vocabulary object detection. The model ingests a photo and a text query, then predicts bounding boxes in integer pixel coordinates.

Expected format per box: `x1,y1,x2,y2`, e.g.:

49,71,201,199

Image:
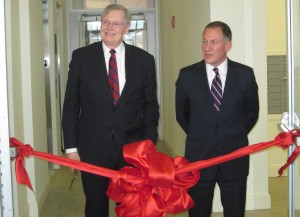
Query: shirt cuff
65,148,78,154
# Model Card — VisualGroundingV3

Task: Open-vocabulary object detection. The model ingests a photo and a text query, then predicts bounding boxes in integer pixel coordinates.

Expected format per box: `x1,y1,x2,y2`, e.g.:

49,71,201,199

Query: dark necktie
108,49,120,105
211,67,222,112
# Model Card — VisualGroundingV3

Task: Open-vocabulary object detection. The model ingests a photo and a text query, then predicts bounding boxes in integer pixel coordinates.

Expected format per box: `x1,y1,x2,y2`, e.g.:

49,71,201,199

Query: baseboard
296,193,300,209
20,176,51,217
26,201,39,217
245,193,271,210
37,175,51,213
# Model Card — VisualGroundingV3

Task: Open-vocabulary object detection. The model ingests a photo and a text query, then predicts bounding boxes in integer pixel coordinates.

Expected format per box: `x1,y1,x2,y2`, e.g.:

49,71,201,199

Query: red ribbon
9,130,300,217
10,137,118,183
176,130,300,175
278,146,300,176
12,140,34,191
107,140,200,217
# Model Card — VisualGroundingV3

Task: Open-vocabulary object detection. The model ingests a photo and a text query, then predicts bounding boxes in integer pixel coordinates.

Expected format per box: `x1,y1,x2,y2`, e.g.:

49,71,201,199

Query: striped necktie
108,49,120,105
211,67,222,112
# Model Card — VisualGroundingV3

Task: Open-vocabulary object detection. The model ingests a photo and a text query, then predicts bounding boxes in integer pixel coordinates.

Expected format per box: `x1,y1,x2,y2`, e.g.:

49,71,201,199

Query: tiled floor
40,142,290,217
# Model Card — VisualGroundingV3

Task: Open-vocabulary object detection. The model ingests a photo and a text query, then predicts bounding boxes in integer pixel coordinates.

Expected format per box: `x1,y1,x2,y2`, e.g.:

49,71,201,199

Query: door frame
285,0,300,216
0,0,14,216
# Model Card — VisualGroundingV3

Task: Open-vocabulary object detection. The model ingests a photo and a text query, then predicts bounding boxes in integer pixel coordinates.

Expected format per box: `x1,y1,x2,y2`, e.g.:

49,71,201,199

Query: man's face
100,9,130,48
202,27,232,67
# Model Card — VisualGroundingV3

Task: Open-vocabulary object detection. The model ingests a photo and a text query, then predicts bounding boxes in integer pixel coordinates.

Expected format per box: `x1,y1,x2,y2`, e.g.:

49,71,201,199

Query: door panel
0,0,13,216
286,0,300,216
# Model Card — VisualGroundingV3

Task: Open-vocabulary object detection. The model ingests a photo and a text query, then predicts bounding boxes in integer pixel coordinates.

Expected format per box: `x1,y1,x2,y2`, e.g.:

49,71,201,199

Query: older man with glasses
62,3,159,217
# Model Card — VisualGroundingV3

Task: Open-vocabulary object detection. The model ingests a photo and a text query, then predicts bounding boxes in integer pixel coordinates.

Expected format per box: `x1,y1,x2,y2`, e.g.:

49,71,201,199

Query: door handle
280,112,300,146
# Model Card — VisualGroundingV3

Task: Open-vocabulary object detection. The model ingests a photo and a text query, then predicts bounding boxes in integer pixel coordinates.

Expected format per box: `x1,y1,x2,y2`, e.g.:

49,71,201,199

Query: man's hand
67,152,81,171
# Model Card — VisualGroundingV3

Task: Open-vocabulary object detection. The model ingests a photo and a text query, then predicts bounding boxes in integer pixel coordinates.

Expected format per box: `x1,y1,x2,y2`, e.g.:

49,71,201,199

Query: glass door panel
293,0,300,212
71,0,110,9
117,0,155,8
286,0,300,216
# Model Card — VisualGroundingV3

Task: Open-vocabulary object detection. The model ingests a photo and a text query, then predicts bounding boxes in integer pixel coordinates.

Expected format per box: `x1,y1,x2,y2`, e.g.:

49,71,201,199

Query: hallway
39,142,290,217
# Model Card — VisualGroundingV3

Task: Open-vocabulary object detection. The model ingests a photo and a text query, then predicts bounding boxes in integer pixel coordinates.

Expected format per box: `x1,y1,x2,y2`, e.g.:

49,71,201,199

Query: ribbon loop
10,137,34,157
147,152,174,187
107,140,199,217
10,137,34,191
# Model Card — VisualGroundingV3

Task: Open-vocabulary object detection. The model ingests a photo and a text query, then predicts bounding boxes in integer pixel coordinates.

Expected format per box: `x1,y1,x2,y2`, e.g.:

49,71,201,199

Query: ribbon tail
278,146,300,176
15,157,33,191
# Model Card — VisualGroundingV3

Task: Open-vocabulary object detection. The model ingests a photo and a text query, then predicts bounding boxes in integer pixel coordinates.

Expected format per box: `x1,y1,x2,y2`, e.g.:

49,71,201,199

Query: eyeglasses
101,20,126,29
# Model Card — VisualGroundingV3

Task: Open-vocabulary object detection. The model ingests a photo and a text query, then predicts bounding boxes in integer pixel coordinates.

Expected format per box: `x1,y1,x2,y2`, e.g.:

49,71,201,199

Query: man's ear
225,41,232,52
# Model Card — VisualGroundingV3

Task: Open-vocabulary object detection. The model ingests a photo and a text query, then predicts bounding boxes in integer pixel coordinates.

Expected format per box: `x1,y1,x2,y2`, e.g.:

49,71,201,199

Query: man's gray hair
102,4,131,23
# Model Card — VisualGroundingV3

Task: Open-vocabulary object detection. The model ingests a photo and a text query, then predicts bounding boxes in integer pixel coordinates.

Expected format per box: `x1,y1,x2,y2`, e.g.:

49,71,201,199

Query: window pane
71,0,110,9
71,0,155,9
117,0,155,8
85,0,111,8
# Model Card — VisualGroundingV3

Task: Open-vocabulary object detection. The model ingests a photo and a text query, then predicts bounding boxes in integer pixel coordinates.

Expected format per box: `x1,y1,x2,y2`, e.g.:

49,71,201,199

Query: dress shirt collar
206,58,228,91
206,58,228,77
102,41,125,56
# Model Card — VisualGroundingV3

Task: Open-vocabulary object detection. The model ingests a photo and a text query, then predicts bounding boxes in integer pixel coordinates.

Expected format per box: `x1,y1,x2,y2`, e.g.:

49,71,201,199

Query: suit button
113,107,116,112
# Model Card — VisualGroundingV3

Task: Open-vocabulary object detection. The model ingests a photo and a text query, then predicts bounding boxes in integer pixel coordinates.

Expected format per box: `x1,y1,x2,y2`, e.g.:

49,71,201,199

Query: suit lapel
117,43,135,105
219,60,238,116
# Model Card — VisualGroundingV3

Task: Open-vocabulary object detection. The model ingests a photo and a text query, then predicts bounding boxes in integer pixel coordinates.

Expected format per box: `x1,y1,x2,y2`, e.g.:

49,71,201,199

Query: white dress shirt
206,58,228,93
103,42,126,94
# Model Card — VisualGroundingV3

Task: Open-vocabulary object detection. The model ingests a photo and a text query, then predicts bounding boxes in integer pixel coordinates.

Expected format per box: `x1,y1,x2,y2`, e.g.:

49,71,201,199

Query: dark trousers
81,172,110,217
80,139,127,217
189,167,247,217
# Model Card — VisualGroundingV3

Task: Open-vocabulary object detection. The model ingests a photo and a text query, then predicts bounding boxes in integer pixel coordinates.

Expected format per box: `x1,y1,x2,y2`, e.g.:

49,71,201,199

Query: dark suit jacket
176,59,259,181
62,41,159,166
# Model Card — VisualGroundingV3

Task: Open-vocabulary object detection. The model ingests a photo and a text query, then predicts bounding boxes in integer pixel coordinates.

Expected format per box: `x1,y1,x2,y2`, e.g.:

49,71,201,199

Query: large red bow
107,140,200,217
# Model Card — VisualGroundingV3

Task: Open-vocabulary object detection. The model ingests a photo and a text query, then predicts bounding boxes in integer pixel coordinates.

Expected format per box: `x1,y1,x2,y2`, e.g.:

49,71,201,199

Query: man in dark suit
175,21,259,217
62,4,159,217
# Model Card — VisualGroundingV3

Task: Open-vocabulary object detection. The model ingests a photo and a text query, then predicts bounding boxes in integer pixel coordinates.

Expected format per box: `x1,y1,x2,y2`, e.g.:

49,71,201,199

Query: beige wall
266,0,288,177
266,0,286,56
159,0,210,156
